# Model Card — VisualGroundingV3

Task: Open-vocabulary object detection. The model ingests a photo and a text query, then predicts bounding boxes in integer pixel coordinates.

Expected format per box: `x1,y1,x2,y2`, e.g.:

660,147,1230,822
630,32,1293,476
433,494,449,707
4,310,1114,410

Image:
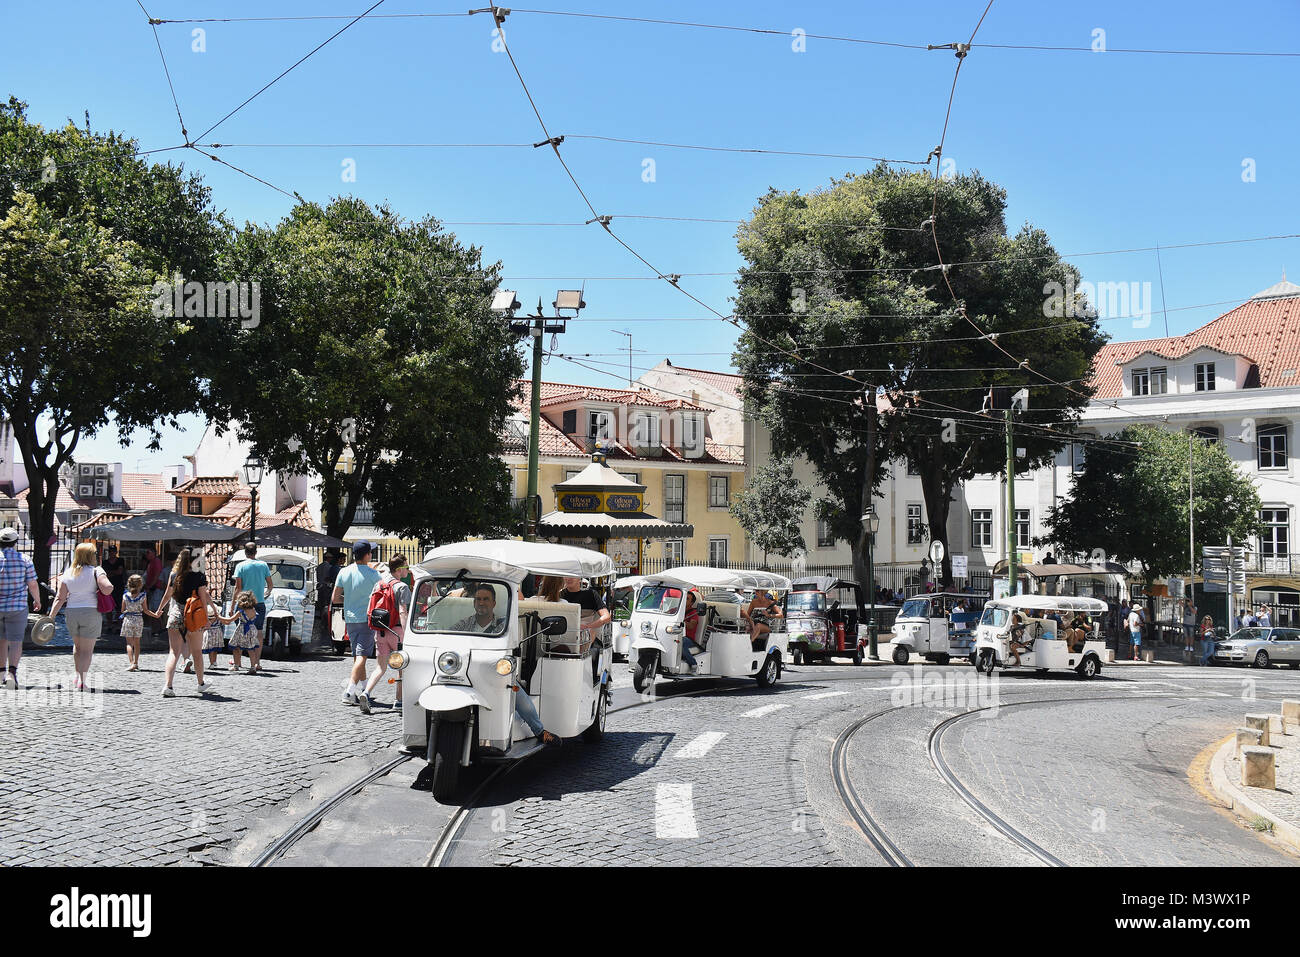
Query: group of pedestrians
333,540,411,715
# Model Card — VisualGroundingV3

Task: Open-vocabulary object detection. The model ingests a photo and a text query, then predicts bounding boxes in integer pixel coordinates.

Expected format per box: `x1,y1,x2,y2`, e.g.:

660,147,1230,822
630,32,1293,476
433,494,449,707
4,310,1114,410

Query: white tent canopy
418,540,614,583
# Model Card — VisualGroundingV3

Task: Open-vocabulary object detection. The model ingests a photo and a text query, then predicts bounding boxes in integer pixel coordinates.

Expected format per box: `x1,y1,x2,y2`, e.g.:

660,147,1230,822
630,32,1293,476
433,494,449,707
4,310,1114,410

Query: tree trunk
851,392,878,593
918,465,956,590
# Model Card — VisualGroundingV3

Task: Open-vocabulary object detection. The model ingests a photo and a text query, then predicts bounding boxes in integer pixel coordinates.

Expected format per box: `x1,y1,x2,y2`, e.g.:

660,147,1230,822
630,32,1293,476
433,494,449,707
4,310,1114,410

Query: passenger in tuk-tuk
1065,613,1090,652
743,590,783,651
681,591,703,674
1008,612,1030,667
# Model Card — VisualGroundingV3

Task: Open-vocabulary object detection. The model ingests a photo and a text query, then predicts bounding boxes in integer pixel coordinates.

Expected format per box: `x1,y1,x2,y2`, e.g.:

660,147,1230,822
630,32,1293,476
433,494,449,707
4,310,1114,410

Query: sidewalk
1208,710,1300,853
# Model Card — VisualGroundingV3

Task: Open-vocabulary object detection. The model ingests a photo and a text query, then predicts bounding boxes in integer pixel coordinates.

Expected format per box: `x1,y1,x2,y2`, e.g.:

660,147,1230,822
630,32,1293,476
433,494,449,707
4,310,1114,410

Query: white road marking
741,703,790,718
675,731,727,759
655,783,699,839
802,690,849,700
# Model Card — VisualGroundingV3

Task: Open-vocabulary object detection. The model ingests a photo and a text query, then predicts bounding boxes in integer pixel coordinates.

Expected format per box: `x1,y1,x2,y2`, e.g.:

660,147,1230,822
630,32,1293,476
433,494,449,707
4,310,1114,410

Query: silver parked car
1211,627,1300,669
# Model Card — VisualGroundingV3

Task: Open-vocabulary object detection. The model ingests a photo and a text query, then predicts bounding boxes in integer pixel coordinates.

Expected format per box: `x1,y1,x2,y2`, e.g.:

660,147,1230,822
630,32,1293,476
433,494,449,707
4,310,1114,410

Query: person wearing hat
332,541,381,710
1126,601,1144,661
0,527,41,690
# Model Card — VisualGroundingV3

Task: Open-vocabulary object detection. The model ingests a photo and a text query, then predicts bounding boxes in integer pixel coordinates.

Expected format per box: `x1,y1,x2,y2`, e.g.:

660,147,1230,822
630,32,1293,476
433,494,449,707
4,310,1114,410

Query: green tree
728,458,811,566
210,196,525,541
0,97,225,585
734,165,1105,590
1041,425,1262,581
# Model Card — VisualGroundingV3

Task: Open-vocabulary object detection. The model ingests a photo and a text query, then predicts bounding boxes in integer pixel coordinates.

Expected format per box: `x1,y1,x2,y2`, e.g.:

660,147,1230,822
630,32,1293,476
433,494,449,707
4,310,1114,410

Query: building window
708,537,729,567
187,497,202,515
906,504,924,545
588,410,612,442
1261,508,1289,558
1132,367,1167,396
709,475,729,509
664,474,685,524
1015,509,1031,548
617,472,640,485
565,469,583,481
664,540,685,565
631,413,659,448
682,417,702,452
1071,442,1086,472
1191,425,1220,444
907,460,919,476
1195,362,1216,391
971,510,993,548
816,518,835,548
1258,425,1288,470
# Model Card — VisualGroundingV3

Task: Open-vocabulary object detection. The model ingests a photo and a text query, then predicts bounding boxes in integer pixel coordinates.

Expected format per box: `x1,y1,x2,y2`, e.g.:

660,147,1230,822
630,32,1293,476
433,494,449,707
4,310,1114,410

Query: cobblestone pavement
1,645,401,866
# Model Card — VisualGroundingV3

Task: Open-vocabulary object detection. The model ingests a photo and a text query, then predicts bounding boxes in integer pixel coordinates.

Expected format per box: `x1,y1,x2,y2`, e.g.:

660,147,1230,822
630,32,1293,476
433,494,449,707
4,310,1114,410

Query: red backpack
367,578,401,633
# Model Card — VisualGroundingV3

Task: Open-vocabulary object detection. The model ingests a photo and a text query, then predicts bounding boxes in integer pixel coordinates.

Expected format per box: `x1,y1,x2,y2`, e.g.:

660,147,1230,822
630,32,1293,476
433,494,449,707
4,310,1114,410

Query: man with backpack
359,555,411,714
334,541,382,710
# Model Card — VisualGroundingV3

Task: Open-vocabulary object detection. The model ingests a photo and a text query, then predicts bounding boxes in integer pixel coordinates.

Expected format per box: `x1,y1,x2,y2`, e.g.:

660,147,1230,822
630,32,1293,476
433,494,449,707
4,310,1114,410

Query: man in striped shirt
0,528,41,690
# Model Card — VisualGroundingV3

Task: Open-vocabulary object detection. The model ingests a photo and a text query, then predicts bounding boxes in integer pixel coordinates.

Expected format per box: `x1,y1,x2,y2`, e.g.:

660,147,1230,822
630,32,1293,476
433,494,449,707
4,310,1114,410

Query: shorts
119,615,143,639
1130,629,1142,646
346,621,375,657
1,610,26,643
377,628,401,660
65,607,103,641
253,602,266,631
166,600,184,631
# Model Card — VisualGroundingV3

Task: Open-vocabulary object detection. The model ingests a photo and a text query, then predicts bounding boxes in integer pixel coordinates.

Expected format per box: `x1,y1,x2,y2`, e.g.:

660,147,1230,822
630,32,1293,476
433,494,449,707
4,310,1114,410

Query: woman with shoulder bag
48,543,116,691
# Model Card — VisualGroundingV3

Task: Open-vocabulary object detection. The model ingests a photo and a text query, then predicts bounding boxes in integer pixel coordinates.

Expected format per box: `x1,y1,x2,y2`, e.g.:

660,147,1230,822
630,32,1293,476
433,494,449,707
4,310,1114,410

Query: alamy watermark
1043,277,1152,328
150,277,261,329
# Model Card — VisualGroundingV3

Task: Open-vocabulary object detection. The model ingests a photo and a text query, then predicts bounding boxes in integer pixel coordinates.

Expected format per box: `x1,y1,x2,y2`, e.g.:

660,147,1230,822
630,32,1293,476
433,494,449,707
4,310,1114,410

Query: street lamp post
243,455,264,543
863,508,881,660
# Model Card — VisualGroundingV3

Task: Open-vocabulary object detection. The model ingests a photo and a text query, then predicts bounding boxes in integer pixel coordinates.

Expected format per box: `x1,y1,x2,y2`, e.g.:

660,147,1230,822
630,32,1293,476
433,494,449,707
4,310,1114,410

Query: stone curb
1208,736,1300,854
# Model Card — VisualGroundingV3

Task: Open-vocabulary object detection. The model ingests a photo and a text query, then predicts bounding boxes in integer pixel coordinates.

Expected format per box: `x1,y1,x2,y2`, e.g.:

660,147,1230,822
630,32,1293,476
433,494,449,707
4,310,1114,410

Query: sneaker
357,692,371,714
161,687,175,698
183,661,194,674
4,672,16,690
342,690,356,706
196,681,214,695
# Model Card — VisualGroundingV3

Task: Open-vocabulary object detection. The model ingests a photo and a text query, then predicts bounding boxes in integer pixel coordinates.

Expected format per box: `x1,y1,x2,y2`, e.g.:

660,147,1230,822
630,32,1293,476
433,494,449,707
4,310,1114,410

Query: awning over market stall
228,523,349,550
536,509,694,540
991,560,1129,577
87,510,246,543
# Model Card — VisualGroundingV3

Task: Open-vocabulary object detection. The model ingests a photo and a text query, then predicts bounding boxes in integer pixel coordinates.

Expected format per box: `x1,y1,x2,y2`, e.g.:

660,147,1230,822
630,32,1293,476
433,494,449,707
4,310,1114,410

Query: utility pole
1005,407,1016,598
1188,430,1195,615
525,302,544,542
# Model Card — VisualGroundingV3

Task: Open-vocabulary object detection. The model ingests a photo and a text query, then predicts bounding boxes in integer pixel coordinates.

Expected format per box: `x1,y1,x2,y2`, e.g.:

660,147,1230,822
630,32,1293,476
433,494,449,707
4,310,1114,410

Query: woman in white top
48,542,114,691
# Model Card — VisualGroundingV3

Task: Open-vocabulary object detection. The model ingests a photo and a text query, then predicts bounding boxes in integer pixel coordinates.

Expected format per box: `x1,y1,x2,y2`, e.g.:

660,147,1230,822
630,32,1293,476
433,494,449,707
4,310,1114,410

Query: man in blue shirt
0,528,40,690
233,543,274,673
333,541,382,709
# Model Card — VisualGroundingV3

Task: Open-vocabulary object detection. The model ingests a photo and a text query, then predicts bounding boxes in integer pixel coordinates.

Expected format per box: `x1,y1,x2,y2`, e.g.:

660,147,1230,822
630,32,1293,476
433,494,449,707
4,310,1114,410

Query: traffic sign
929,540,945,564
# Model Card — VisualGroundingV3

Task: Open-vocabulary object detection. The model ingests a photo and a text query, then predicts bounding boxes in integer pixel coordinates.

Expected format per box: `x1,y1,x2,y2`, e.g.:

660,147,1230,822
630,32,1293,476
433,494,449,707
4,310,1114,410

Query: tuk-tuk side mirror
541,615,568,636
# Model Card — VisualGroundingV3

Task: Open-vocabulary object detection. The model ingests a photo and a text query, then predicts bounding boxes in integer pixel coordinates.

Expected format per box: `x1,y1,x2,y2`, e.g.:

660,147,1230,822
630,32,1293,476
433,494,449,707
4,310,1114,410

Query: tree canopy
209,196,525,541
1041,425,1262,580
734,165,1106,588
728,457,811,565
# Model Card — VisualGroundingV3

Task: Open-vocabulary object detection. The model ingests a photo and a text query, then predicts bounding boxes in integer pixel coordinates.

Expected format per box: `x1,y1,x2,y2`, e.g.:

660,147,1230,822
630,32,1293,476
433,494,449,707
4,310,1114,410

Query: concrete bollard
1245,714,1272,748
1142,648,1155,663
1104,648,1116,664
1237,727,1264,758
1268,713,1285,736
1241,747,1277,789
1284,700,1300,732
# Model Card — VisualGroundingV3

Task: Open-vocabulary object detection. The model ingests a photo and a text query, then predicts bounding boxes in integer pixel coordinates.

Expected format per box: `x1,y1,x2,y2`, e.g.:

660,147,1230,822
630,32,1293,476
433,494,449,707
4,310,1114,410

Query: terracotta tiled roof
272,501,316,529
527,379,707,411
504,397,585,456
118,472,178,511
1089,289,1300,399
15,484,81,511
658,363,743,399
169,475,240,497
71,511,134,533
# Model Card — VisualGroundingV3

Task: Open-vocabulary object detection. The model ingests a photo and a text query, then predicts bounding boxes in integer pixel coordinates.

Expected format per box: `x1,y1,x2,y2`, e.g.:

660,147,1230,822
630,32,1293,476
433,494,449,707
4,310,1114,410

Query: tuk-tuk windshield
786,592,827,614
265,562,307,590
612,586,637,622
636,584,684,615
410,579,512,636
901,598,934,620
979,605,1011,630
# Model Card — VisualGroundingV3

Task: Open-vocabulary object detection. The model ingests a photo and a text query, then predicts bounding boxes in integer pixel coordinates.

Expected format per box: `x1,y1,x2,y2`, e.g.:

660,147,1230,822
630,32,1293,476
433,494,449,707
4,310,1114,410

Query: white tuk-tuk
391,540,614,800
628,566,791,692
224,547,316,657
610,575,647,661
888,592,986,665
972,594,1108,678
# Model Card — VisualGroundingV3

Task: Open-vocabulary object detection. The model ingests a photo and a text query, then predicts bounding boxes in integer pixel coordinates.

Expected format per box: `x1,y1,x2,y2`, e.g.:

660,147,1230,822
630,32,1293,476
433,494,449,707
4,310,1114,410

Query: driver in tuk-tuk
1008,612,1030,667
743,590,783,651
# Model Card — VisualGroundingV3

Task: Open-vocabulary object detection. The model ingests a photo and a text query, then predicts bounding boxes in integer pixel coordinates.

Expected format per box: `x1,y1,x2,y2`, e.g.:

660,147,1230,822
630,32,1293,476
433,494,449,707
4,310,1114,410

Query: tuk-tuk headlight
437,651,462,675
496,657,514,676
388,651,408,671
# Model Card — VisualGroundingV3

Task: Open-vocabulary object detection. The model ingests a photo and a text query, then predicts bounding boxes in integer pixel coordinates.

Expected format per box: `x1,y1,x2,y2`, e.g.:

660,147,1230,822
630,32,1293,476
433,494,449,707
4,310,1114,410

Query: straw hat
29,615,56,646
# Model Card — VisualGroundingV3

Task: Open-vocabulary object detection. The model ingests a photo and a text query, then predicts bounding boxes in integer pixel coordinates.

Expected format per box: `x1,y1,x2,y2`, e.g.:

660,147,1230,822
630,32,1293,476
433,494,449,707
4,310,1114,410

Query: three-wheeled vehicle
224,547,316,658
392,540,614,799
628,566,790,692
888,592,986,665
610,575,646,661
788,576,868,665
972,595,1108,678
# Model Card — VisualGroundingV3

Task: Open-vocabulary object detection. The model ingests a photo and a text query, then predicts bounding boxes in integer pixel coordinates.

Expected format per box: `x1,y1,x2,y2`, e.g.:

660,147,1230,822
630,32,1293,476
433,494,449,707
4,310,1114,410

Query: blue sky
4,0,1298,470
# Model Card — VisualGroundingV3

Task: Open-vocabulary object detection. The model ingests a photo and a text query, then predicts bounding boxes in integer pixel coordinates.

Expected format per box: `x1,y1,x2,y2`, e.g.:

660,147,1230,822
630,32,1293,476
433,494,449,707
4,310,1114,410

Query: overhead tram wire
135,0,189,142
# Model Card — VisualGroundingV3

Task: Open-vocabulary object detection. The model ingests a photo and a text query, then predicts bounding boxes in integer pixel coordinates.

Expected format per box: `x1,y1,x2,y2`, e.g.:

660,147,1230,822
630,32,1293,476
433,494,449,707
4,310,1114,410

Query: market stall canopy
991,560,1129,577
87,510,246,543
228,523,349,550
419,539,614,583
536,509,694,540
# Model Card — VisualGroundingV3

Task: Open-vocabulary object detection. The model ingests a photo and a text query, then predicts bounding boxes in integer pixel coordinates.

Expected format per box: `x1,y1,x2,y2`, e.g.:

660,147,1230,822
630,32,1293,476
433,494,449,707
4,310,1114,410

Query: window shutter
562,409,577,434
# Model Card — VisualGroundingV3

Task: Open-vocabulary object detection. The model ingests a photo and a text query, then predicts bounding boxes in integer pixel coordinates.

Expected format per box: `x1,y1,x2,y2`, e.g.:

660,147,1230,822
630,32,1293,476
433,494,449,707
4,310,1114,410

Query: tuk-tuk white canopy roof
224,546,316,566
987,594,1109,614
418,540,614,583
646,565,792,593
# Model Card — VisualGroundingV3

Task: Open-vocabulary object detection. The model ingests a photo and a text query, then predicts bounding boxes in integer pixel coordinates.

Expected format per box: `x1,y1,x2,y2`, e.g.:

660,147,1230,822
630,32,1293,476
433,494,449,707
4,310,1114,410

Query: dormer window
1195,362,1216,391
630,412,659,448
1132,367,1166,396
588,411,613,442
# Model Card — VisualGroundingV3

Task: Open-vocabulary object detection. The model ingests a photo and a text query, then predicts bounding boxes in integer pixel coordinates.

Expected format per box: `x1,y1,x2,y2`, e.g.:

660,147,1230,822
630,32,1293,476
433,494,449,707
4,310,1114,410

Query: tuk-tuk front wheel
791,647,805,666
891,645,910,666
852,647,864,666
429,721,464,801
976,649,996,675
583,686,608,743
755,652,780,688
632,651,658,694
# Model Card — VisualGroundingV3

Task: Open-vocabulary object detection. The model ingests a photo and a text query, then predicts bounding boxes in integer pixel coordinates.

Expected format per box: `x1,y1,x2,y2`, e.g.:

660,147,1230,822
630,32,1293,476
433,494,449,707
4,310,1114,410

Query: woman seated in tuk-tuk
743,590,783,651
1008,612,1030,667
1064,613,1090,652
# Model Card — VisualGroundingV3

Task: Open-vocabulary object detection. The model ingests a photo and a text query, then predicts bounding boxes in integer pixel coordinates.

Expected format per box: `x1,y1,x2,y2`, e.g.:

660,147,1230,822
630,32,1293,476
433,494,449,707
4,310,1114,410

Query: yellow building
502,380,747,567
